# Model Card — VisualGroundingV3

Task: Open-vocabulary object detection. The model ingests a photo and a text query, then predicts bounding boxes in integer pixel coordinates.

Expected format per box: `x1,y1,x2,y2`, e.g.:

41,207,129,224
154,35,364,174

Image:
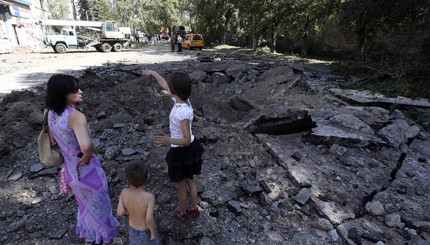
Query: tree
234,0,266,50
121,0,182,34
220,0,236,44
77,0,91,20
77,0,112,21
259,0,292,52
112,0,134,26
46,0,71,19
97,0,114,21
191,0,226,45
338,0,429,61
288,0,334,56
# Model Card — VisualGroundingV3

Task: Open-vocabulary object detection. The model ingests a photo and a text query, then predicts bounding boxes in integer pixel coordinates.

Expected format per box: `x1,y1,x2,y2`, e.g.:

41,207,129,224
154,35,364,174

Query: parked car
181,34,204,50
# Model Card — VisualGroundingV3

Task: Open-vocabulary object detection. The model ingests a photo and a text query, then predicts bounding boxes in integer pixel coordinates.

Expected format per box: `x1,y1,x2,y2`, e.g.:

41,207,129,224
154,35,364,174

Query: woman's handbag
37,109,64,167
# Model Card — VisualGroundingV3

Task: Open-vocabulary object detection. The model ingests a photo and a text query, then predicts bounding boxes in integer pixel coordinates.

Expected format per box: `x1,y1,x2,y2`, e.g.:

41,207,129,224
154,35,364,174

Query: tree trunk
222,12,231,44
71,0,77,20
357,27,366,60
250,0,257,50
222,0,233,44
301,16,310,57
355,16,367,60
301,33,307,57
252,13,256,50
271,30,277,53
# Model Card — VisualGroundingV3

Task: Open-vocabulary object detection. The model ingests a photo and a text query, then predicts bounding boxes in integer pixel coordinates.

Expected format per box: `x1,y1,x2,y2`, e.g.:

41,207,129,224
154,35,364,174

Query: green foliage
112,0,134,26
338,0,429,61
332,60,430,100
109,0,183,33
187,0,233,45
287,0,335,55
46,0,71,19
78,0,90,20
97,0,114,21
77,0,108,21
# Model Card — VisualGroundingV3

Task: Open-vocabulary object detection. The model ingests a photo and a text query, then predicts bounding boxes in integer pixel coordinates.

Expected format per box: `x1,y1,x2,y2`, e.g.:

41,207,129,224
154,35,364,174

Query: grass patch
331,60,430,100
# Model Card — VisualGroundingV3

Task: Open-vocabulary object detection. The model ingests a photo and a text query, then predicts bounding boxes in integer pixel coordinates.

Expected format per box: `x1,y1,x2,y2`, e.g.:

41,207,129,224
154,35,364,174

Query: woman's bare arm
69,110,93,165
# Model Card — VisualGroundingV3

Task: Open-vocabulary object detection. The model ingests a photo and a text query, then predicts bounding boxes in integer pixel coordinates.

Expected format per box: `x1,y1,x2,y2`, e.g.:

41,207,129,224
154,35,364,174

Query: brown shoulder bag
37,109,64,167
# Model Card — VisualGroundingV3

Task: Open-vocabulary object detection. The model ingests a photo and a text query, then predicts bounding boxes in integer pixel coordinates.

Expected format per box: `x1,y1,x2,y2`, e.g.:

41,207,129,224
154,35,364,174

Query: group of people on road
44,68,204,244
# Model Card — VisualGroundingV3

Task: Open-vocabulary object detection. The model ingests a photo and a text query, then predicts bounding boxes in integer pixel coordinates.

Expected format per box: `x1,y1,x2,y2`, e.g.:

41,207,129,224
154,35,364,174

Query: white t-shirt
169,97,194,147
177,36,183,44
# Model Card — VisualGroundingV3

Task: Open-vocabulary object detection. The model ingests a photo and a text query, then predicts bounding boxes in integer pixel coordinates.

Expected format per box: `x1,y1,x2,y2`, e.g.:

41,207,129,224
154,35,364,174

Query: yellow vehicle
181,34,204,50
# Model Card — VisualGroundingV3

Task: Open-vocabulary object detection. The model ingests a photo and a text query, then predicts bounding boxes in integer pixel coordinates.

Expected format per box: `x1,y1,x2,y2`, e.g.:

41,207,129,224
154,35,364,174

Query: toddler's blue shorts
128,226,159,245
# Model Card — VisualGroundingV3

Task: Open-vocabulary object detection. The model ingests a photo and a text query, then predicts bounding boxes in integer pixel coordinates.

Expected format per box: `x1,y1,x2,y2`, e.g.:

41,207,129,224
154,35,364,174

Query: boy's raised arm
117,191,126,216
146,193,156,240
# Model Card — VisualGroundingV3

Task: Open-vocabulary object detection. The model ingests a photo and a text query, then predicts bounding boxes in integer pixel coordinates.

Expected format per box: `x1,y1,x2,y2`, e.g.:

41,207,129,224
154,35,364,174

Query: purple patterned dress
48,106,119,244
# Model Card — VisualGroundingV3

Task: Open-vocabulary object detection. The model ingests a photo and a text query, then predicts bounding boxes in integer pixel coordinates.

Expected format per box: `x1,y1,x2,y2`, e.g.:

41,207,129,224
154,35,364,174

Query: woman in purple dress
45,74,119,244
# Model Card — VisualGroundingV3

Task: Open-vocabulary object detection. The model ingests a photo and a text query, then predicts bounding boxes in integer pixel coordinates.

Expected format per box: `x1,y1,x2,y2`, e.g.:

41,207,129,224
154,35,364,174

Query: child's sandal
175,208,189,221
187,207,200,218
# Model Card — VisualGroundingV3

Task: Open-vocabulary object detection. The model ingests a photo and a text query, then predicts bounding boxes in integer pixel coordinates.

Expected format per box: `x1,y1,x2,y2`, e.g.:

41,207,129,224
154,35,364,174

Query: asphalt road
0,43,193,98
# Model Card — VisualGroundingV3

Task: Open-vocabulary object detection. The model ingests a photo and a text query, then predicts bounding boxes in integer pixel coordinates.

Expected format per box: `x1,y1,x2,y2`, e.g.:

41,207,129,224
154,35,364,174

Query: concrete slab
330,89,430,108
256,133,400,225
372,138,430,227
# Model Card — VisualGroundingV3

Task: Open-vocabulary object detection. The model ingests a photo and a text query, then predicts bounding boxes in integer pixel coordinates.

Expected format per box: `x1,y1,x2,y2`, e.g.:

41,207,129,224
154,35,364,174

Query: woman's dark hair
45,74,80,115
168,72,191,101
125,160,148,188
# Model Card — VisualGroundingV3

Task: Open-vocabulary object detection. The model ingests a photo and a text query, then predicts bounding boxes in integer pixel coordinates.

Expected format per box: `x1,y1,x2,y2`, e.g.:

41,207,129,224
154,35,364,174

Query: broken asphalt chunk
293,188,311,205
50,228,68,239
244,110,316,135
259,180,271,194
240,180,263,196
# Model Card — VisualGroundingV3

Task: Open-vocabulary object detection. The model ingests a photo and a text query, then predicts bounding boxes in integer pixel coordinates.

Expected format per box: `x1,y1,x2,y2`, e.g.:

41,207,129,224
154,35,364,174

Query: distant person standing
170,36,176,52
135,30,140,43
153,35,157,46
177,35,183,53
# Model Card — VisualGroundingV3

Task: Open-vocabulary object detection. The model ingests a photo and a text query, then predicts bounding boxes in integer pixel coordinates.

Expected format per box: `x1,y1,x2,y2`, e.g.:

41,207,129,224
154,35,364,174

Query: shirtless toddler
117,160,159,245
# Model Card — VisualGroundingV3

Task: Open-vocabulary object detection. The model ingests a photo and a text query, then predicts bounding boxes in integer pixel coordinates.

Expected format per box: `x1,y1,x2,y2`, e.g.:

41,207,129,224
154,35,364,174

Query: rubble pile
0,51,429,245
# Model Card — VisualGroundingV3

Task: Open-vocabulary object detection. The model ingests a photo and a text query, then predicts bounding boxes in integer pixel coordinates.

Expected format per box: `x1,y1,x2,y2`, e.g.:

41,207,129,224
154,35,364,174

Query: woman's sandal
175,208,189,221
187,207,200,218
